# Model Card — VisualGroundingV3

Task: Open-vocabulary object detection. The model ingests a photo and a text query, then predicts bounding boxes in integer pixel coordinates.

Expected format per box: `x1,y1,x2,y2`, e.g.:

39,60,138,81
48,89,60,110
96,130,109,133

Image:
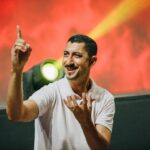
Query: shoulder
28,78,66,100
42,77,67,90
90,79,114,101
90,80,115,114
49,77,66,86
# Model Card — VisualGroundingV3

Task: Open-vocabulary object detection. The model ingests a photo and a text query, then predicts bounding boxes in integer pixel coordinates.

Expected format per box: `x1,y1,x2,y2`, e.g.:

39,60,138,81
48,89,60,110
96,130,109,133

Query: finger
14,42,25,48
66,96,72,107
64,98,72,108
64,99,69,107
16,25,22,39
64,97,76,112
26,43,31,49
71,95,78,107
26,44,32,53
74,94,81,100
15,38,26,45
14,46,26,53
87,93,92,111
68,95,77,108
82,93,87,107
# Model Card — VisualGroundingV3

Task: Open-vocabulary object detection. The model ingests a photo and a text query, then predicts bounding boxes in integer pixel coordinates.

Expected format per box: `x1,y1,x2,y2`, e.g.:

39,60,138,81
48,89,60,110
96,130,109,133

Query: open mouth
67,66,77,71
65,65,78,75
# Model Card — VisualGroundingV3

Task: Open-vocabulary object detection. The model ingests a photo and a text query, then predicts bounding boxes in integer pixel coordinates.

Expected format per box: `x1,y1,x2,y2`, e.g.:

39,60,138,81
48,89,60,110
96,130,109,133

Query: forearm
6,70,24,121
80,120,108,150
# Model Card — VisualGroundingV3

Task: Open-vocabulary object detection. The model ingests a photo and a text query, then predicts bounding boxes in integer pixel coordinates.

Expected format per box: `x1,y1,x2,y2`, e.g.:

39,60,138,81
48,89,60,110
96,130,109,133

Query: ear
89,56,97,66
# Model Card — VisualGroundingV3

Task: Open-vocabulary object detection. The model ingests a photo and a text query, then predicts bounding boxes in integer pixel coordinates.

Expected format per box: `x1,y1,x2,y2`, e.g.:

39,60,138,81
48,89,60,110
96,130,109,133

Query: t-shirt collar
64,76,97,98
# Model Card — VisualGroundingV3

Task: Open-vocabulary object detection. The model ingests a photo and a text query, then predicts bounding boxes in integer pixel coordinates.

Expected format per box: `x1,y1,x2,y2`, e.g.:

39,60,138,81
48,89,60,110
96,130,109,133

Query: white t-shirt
29,77,115,150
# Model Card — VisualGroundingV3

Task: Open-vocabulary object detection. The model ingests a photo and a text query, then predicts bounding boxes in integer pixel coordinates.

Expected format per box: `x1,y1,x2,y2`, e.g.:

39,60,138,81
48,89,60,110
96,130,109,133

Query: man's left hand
64,93,94,124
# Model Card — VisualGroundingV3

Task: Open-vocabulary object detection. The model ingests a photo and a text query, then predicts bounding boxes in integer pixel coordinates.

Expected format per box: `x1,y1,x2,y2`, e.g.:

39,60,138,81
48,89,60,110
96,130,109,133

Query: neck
69,78,91,96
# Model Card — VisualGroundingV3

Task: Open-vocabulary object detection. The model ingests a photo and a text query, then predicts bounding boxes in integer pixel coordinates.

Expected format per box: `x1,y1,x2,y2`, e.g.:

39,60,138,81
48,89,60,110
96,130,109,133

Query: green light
41,63,59,81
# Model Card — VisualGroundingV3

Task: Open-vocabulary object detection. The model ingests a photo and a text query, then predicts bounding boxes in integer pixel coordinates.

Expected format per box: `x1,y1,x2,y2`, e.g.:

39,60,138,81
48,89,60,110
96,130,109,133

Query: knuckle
67,96,70,100
15,39,26,45
71,95,76,99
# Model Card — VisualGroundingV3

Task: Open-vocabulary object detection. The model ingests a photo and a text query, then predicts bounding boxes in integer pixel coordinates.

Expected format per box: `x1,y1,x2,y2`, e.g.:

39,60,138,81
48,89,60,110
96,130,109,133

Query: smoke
0,0,150,102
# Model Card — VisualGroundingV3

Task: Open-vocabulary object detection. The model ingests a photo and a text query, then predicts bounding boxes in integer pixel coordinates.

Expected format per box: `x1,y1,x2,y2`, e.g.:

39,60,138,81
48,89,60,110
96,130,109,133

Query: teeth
67,67,76,71
68,68,75,71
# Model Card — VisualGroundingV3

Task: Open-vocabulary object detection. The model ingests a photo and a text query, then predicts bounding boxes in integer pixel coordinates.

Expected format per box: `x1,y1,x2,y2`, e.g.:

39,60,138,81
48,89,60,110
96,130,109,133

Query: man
7,25,115,150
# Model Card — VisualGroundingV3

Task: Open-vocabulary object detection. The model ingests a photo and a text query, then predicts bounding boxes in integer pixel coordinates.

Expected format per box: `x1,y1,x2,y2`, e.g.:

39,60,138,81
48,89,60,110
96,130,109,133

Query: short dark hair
67,34,97,58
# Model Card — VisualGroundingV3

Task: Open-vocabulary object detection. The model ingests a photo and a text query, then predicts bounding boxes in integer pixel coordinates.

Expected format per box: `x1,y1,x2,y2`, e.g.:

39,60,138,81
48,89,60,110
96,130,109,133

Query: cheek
62,58,66,65
62,61,66,69
78,61,90,68
75,57,88,64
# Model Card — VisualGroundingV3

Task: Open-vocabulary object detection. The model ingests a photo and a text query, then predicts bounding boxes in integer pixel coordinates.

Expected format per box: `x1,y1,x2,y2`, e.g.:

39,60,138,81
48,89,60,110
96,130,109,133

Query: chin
65,72,79,80
64,69,79,79
66,74,77,80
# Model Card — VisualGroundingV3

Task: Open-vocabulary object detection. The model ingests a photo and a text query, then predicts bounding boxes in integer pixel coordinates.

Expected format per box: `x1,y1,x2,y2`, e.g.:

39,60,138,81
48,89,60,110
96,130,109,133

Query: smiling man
7,26,115,150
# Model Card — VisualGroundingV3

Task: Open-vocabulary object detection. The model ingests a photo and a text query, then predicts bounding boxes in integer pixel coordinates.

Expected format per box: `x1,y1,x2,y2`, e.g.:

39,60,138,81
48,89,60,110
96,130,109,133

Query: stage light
40,59,61,82
23,59,64,99
41,64,59,81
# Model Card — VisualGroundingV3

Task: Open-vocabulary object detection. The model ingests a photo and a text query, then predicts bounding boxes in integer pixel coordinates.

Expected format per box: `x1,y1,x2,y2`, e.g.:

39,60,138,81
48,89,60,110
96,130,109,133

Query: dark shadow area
110,94,150,150
0,109,34,150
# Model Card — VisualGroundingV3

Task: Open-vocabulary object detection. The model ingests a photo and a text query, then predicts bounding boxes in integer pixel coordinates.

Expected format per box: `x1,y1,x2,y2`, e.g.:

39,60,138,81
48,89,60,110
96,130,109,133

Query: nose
65,55,73,64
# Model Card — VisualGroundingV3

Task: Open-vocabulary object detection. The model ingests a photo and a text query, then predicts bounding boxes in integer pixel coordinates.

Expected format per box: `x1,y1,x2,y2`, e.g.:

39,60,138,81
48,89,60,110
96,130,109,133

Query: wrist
80,117,93,129
11,65,23,74
11,67,23,75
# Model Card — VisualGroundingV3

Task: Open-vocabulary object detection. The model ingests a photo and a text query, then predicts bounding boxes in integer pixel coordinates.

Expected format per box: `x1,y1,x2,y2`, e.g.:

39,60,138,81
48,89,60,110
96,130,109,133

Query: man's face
63,42,91,81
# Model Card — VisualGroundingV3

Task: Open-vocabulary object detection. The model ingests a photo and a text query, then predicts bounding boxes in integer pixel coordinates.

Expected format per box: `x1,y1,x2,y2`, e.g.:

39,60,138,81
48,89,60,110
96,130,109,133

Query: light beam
88,0,150,39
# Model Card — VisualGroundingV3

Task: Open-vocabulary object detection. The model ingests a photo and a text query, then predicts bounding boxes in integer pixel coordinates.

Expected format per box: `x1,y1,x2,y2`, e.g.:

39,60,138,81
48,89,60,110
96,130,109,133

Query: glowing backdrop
0,0,150,103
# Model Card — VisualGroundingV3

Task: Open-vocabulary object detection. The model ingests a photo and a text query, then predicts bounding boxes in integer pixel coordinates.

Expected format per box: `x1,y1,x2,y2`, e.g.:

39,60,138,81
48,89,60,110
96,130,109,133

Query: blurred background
0,0,150,104
0,1,150,150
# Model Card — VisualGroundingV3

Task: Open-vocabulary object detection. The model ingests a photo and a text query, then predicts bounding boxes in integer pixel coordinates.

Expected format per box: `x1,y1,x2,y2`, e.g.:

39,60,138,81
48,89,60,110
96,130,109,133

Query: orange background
0,0,150,102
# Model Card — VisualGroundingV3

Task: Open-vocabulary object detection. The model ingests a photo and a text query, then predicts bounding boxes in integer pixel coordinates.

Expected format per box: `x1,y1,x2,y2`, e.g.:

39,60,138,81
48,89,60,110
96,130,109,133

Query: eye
74,53,82,58
64,51,69,57
75,55,81,58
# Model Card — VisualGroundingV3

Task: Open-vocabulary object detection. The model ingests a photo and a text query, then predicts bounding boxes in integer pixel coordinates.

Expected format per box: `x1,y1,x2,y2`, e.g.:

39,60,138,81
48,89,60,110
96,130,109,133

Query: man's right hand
11,25,32,72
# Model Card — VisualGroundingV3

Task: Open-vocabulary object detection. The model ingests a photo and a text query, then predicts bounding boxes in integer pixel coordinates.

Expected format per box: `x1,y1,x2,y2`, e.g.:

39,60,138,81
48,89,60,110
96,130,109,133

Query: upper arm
21,99,39,122
96,124,112,144
95,95,115,143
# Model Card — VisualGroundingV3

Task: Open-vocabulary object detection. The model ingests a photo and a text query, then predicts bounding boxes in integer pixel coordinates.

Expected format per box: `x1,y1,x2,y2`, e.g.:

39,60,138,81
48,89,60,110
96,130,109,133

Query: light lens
41,63,59,81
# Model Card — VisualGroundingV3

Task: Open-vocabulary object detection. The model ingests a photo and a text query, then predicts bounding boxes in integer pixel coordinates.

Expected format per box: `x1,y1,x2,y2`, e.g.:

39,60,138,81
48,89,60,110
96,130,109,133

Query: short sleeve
29,83,56,117
95,96,115,132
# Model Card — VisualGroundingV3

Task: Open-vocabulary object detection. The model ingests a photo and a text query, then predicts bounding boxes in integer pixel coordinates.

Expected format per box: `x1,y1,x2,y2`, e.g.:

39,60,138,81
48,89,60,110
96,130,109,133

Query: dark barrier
0,94,150,150
110,94,150,150
0,109,34,150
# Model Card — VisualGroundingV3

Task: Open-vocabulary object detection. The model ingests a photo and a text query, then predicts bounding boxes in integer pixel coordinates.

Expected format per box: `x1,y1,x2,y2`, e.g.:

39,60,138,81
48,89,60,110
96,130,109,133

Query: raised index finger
16,25,22,39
